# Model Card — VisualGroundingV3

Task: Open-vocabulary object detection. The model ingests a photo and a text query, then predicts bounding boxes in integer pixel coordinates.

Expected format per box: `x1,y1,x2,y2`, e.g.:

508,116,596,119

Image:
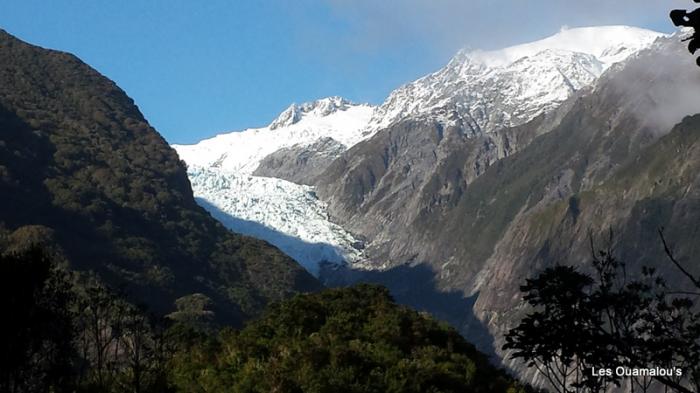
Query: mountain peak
467,25,665,68
369,25,666,133
270,96,356,130
174,95,374,174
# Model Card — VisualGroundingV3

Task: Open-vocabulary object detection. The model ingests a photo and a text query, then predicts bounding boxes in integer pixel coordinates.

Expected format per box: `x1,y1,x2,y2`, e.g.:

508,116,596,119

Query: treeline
2,245,529,393
1,246,176,392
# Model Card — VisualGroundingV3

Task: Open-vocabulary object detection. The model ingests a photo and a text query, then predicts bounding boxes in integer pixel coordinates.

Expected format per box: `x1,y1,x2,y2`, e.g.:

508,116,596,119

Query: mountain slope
314,33,700,381
0,29,320,324
473,113,700,383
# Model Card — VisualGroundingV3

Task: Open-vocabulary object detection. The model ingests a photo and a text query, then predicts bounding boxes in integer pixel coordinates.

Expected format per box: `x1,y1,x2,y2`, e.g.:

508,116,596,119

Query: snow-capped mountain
174,96,374,174
270,97,356,129
174,25,665,277
369,26,665,133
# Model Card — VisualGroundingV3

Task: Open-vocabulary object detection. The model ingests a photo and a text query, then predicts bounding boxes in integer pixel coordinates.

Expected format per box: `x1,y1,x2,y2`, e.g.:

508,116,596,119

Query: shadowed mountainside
0,29,321,325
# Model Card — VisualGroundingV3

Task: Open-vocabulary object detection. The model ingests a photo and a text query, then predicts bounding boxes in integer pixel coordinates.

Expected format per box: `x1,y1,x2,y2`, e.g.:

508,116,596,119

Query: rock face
253,137,346,185
0,29,321,325
315,34,700,382
315,100,576,268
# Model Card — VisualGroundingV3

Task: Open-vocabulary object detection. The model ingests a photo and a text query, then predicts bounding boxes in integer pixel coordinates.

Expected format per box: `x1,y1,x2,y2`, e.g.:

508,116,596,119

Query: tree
0,246,75,393
116,306,173,393
166,293,215,333
503,265,617,393
505,233,700,393
74,277,127,390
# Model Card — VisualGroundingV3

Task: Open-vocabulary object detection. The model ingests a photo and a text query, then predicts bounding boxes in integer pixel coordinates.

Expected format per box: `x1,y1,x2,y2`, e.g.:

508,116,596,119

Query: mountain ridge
174,97,374,174
368,25,665,133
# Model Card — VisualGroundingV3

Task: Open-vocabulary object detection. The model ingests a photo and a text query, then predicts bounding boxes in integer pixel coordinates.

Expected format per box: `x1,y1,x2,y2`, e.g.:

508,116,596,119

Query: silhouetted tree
74,277,127,390
506,232,700,393
0,246,75,393
671,1,700,66
504,265,617,393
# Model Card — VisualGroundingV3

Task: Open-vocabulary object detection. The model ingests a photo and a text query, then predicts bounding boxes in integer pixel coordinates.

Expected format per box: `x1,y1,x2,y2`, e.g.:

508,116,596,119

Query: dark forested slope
0,29,320,324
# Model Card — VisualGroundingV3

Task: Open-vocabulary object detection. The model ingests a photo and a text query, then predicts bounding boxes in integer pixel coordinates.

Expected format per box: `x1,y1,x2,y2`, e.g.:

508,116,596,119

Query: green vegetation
168,284,529,393
1,245,528,393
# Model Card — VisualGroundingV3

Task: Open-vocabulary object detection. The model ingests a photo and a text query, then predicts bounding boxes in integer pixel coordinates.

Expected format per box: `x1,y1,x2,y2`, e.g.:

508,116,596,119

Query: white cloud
319,0,690,55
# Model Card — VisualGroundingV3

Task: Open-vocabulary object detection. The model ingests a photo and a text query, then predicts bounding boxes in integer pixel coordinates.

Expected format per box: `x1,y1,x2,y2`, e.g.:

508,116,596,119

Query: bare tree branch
659,228,700,290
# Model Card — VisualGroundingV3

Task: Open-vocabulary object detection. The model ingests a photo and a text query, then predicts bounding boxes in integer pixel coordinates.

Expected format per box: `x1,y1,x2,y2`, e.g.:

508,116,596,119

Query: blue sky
0,1,687,144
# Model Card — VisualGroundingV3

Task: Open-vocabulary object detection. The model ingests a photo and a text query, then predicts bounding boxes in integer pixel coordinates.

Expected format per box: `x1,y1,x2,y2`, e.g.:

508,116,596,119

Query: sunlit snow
173,97,374,276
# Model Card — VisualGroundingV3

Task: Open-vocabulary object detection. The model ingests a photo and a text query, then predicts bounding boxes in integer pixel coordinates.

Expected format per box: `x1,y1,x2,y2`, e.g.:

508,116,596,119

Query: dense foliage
0,29,320,324
169,284,530,393
0,246,74,392
1,245,528,393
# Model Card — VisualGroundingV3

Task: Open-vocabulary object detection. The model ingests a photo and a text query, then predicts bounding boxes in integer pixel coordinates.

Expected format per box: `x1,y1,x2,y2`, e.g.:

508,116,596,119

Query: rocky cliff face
315,97,577,269
315,35,700,377
253,137,347,185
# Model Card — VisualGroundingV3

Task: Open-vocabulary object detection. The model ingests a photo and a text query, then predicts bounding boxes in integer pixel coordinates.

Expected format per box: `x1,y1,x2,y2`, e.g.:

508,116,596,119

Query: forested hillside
0,29,320,325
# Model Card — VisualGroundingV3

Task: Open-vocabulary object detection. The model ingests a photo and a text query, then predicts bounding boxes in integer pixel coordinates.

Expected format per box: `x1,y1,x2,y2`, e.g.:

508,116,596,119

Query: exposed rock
253,137,346,185
317,36,700,384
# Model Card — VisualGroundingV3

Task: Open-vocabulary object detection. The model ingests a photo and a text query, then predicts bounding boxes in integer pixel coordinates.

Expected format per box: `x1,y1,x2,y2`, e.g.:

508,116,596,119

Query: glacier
188,167,367,276
174,97,375,276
